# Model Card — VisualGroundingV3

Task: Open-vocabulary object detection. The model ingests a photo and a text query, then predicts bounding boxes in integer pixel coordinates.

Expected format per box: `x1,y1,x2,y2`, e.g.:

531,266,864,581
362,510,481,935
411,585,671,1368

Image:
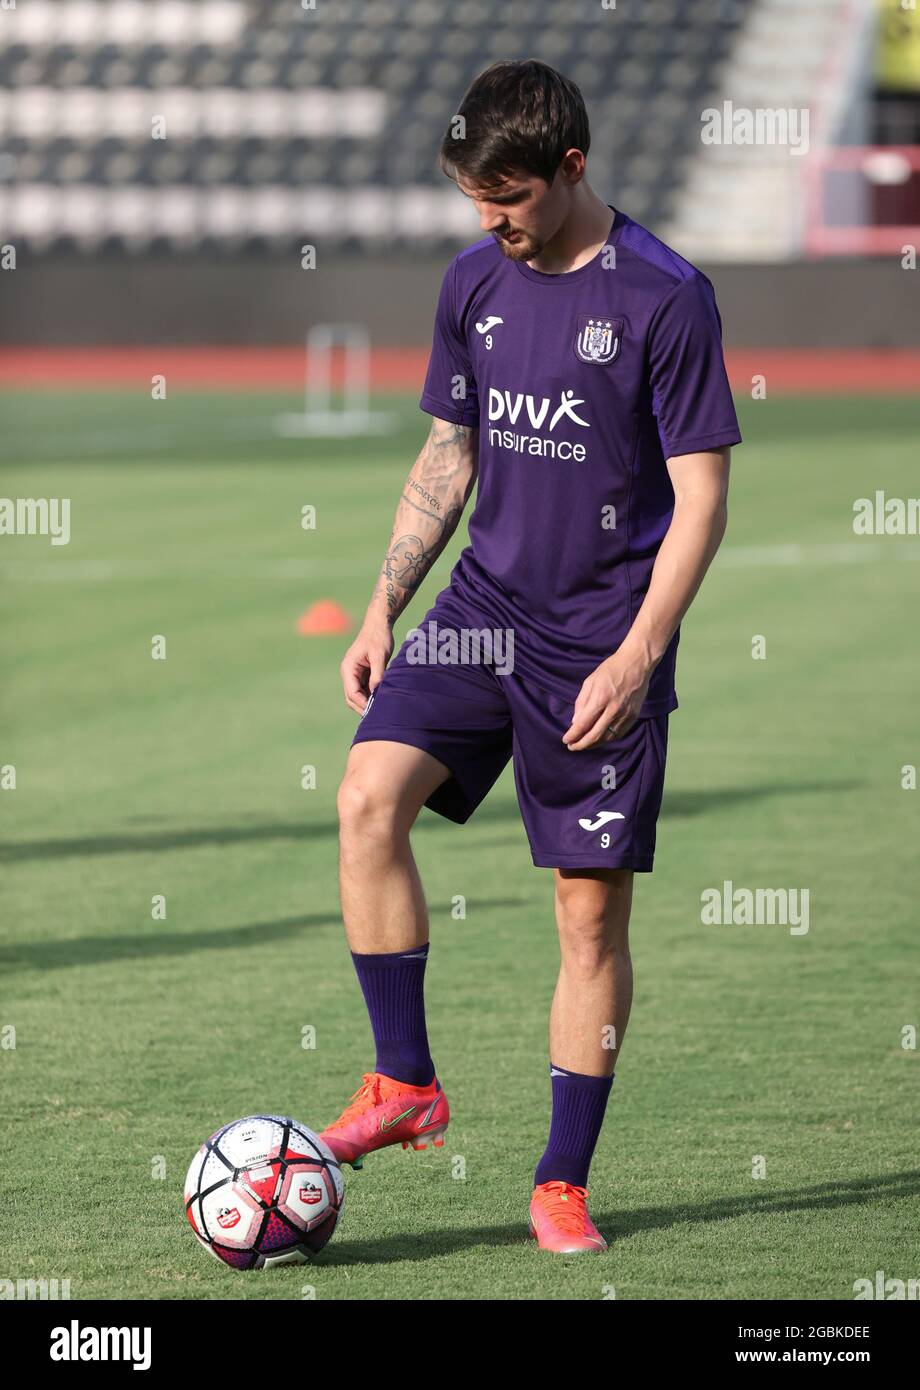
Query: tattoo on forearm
387,535,432,587
406,478,441,511
372,420,477,619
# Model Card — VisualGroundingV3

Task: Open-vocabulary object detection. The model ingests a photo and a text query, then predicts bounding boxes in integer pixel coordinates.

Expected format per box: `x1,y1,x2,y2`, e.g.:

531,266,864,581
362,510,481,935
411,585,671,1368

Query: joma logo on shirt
487,387,590,432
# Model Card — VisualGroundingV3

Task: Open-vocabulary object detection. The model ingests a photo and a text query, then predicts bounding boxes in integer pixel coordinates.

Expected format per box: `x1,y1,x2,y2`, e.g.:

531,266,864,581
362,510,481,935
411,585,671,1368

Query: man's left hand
562,647,652,750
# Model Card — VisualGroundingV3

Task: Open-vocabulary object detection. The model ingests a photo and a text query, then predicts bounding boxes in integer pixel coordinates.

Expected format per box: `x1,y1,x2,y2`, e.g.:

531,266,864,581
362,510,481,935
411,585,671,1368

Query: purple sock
350,944,435,1087
534,1064,614,1189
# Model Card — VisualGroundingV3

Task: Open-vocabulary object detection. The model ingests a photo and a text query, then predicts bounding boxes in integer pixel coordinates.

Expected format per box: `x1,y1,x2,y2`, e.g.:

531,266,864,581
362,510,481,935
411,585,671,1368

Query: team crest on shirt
574,315,623,365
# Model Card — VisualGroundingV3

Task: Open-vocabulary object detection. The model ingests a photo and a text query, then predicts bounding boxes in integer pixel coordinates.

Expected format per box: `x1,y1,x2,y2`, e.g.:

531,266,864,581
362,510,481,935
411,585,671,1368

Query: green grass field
1,389,918,1301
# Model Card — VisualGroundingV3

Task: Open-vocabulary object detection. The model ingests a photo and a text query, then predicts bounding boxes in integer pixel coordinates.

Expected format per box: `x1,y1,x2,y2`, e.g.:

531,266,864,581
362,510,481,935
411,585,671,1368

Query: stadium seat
0,0,756,251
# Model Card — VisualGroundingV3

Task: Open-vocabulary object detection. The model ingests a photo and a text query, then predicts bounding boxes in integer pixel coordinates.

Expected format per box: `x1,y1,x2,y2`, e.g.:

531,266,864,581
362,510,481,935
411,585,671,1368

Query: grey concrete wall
2,255,917,347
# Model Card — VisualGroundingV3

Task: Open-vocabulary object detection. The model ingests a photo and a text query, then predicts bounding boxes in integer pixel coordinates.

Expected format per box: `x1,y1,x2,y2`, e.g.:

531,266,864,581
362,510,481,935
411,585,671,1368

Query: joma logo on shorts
578,812,625,832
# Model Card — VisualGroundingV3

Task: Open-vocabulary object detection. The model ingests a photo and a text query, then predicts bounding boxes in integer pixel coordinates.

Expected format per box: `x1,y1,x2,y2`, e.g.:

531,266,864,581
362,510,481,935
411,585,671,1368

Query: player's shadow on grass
0,779,864,864
0,900,529,972
320,1170,920,1265
0,916,335,972
321,1224,530,1265
595,1169,920,1243
0,822,324,862
658,781,866,819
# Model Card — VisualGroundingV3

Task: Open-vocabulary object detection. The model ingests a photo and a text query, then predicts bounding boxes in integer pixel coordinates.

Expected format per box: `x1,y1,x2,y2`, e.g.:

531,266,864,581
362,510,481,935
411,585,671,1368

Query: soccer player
320,59,741,1253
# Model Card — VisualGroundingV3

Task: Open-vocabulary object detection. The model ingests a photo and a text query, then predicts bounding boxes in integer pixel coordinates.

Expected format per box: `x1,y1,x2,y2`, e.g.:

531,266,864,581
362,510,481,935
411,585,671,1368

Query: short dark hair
437,59,590,189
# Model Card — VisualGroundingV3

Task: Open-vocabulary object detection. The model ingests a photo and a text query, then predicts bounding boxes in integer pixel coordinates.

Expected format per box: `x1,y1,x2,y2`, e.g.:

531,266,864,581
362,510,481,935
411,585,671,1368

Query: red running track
0,346,917,393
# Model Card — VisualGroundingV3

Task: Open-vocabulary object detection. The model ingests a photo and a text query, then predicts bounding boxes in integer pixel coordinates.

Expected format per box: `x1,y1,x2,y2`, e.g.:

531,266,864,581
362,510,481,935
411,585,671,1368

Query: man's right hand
340,617,394,714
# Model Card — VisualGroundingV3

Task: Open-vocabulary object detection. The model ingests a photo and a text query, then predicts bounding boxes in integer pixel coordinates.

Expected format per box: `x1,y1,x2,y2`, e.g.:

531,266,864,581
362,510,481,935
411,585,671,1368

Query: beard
492,228,542,262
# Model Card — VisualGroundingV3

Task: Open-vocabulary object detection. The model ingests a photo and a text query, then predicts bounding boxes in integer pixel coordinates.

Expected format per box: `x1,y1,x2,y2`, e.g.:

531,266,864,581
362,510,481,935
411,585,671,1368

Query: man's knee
554,869,633,970
337,746,434,851
337,769,403,846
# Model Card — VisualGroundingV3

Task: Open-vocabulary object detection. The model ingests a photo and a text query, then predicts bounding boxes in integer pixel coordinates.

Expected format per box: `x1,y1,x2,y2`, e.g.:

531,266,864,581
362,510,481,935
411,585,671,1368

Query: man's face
456,169,565,262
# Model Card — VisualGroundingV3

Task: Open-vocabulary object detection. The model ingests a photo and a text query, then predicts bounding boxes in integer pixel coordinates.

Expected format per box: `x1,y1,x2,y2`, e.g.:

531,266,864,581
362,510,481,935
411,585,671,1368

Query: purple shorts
351,586,669,871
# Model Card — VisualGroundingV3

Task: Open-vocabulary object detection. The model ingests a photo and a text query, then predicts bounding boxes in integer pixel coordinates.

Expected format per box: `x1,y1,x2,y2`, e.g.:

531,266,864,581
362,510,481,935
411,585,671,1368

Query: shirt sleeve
418,257,480,427
647,273,741,459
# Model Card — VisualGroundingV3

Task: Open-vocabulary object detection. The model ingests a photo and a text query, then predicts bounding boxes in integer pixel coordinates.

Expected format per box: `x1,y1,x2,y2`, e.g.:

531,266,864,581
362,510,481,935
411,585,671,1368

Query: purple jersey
418,206,741,716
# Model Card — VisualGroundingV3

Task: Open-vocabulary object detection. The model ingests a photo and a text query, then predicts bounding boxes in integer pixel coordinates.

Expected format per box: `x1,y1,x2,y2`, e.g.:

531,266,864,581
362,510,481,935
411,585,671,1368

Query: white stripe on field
715,541,920,567
0,542,917,584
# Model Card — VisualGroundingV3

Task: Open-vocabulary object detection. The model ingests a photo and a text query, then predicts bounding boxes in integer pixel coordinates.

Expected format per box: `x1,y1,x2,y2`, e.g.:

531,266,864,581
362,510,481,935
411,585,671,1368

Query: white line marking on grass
0,559,367,582
0,560,116,582
6,428,185,457
716,541,918,567
2,542,915,584
3,416,289,459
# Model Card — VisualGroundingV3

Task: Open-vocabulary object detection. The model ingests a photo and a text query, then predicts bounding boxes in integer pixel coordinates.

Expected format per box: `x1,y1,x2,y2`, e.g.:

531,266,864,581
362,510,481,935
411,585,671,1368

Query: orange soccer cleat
320,1071,449,1169
529,1181,608,1253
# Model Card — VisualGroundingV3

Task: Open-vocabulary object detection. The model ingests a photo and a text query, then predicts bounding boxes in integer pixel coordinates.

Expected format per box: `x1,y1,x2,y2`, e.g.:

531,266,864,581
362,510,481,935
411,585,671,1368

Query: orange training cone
297,599,353,636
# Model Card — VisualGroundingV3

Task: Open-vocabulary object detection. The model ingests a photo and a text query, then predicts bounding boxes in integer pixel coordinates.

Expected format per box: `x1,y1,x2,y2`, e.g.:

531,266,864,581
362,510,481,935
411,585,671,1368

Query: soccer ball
184,1114,344,1269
